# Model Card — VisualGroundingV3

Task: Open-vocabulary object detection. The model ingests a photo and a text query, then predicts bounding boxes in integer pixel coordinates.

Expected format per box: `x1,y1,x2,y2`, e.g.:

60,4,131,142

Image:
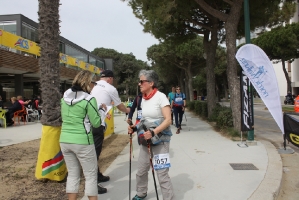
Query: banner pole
244,0,255,141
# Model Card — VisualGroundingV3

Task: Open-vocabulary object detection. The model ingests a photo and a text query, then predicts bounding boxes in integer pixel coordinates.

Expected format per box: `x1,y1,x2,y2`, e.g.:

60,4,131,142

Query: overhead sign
0,28,40,56
0,28,101,74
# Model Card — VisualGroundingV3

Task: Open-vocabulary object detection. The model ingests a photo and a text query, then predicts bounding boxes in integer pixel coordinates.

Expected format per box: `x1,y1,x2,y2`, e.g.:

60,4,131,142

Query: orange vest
294,96,299,113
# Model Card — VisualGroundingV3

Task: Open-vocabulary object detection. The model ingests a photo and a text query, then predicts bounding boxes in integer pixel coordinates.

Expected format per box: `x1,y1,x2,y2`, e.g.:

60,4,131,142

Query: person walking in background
167,87,176,125
91,69,130,193
128,70,174,200
125,99,133,121
127,93,143,125
171,86,186,134
60,70,104,200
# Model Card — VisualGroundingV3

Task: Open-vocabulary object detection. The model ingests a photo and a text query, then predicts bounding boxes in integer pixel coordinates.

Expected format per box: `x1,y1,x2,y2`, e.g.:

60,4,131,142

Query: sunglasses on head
139,80,150,84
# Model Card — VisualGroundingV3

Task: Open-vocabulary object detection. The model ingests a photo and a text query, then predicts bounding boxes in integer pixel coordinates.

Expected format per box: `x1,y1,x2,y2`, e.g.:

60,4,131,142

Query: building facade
0,14,108,101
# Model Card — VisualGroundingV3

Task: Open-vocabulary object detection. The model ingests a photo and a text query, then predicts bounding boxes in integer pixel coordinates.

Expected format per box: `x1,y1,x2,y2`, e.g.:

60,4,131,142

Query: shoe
98,184,107,194
98,174,110,182
176,128,180,134
132,194,147,200
6,121,14,127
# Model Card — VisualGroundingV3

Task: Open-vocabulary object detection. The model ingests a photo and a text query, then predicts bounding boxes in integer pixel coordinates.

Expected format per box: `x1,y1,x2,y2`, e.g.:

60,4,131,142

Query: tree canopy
253,22,299,92
92,47,148,97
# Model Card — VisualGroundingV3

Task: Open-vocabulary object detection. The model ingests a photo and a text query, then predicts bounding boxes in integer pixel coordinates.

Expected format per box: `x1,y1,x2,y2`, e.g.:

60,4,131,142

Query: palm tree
35,0,67,181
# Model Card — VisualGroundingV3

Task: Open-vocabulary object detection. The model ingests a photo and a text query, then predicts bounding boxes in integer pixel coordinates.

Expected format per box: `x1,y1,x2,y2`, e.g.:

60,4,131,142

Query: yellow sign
289,133,299,145
0,28,100,74
35,126,67,181
104,109,114,137
0,28,40,56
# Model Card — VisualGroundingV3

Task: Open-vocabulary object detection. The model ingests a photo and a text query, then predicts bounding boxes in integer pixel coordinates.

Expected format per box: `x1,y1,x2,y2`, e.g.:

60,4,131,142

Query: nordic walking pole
143,125,159,200
127,120,134,200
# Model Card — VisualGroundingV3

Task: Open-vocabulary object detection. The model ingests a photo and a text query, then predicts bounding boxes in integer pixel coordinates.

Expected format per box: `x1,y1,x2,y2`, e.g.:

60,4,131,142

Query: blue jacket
136,118,172,145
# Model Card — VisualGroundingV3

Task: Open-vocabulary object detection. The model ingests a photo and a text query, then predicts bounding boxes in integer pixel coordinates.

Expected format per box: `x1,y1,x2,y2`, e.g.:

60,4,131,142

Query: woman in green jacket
60,70,104,200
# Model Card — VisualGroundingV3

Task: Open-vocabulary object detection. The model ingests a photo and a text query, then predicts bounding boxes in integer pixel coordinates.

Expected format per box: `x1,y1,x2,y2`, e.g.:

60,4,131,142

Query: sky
0,0,159,62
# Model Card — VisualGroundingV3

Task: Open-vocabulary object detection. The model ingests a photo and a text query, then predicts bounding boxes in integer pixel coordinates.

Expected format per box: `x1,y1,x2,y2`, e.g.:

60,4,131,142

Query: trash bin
201,96,205,101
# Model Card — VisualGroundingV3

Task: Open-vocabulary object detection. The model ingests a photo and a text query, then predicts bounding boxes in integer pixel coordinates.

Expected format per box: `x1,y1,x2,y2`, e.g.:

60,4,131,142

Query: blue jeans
173,106,184,128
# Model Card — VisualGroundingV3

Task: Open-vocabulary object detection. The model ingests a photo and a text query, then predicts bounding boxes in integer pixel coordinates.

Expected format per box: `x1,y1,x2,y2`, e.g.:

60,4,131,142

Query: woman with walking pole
128,70,175,200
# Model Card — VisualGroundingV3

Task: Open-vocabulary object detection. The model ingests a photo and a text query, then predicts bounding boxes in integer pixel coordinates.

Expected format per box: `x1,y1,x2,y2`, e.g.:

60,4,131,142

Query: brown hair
72,70,94,93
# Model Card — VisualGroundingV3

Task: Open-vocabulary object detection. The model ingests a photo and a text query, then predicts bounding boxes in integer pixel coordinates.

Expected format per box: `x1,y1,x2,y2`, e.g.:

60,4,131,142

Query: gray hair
139,70,159,88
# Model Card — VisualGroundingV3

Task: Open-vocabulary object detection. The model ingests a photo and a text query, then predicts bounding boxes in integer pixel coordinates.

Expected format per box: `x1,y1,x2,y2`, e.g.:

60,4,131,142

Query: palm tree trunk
38,0,62,126
35,0,67,182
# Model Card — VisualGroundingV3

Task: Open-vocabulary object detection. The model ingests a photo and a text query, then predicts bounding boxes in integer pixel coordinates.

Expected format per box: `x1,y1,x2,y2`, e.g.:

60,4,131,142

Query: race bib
175,97,182,102
153,153,171,170
137,110,142,119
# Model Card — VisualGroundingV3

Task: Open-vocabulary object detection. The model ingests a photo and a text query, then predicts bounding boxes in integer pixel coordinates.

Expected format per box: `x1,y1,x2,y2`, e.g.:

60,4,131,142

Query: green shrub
208,103,222,122
227,127,240,137
216,107,234,128
194,101,201,115
190,101,195,111
188,101,195,111
201,102,208,118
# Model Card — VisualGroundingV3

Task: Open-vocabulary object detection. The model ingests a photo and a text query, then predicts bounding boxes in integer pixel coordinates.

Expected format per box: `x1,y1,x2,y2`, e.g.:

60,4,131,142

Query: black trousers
5,111,13,123
173,106,184,128
92,125,105,176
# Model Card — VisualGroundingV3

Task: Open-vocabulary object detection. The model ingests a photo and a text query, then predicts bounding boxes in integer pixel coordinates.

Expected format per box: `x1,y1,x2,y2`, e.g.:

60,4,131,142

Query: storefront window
65,44,88,62
59,42,65,53
89,56,96,65
96,60,104,69
0,21,17,34
22,22,38,43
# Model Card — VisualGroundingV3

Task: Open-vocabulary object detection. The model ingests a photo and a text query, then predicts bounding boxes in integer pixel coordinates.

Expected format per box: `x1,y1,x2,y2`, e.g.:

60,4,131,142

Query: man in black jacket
5,97,22,126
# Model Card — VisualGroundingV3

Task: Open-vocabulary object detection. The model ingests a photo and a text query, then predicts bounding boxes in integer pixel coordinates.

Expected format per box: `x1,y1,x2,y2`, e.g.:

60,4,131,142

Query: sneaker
176,128,180,134
98,174,110,182
98,184,107,194
132,194,147,200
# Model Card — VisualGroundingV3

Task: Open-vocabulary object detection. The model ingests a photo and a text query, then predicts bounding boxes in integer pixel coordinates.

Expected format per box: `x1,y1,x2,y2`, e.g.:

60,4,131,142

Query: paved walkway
85,111,282,200
0,111,282,200
0,121,42,146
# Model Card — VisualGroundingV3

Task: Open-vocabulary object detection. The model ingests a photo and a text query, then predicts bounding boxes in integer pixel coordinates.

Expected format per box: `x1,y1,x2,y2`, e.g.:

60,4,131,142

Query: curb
248,140,282,200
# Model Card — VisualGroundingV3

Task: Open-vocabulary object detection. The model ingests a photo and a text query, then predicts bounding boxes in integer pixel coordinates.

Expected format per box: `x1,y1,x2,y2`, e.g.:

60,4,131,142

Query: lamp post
244,0,255,141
